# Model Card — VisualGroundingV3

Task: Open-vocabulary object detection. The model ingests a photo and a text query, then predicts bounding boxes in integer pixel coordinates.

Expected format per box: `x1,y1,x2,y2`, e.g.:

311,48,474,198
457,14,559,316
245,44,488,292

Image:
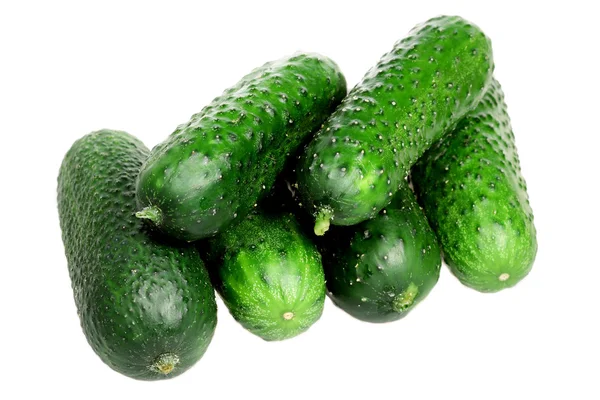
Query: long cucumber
136,53,346,241
296,16,494,235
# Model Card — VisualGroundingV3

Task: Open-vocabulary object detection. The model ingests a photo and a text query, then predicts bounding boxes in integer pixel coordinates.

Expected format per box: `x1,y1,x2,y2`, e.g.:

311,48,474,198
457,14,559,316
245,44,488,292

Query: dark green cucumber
136,53,346,241
411,78,537,292
296,15,494,235
203,211,325,341
57,130,217,380
320,184,441,323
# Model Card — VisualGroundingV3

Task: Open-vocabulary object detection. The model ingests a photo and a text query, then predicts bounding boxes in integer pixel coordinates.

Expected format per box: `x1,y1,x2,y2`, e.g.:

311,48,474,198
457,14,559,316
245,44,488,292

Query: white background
1,1,598,399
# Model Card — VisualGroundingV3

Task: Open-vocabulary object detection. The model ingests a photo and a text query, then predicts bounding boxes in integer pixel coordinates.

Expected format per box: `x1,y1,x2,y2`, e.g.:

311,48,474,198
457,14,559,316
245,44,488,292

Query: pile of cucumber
57,15,537,380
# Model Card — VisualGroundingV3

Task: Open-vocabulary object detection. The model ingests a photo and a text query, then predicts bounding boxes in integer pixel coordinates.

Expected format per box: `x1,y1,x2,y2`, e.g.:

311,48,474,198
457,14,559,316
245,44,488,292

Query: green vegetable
320,184,441,322
136,53,346,241
411,78,537,292
57,130,217,380
296,15,494,235
203,211,325,341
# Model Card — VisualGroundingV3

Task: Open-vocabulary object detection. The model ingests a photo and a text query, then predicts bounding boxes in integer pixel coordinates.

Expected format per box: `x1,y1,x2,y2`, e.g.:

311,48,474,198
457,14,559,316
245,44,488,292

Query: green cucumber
57,130,217,380
136,53,346,241
203,211,325,341
411,78,537,292
296,15,494,235
320,184,441,322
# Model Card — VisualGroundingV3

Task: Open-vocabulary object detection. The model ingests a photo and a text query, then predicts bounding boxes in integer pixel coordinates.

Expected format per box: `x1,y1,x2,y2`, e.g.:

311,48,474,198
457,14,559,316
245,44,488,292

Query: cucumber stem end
136,205,163,226
314,207,333,236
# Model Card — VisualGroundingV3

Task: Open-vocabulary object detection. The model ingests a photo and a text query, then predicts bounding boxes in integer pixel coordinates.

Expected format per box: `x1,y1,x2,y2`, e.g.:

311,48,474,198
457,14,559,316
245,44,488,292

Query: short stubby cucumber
320,184,441,323
296,15,494,235
203,211,325,341
57,130,217,380
136,53,347,241
411,78,537,292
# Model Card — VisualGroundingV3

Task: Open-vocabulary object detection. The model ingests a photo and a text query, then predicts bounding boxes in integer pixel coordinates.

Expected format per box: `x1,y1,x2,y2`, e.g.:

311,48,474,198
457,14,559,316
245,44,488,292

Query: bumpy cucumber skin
296,16,494,233
136,53,347,241
320,184,441,323
411,78,537,292
57,130,217,380
204,212,325,341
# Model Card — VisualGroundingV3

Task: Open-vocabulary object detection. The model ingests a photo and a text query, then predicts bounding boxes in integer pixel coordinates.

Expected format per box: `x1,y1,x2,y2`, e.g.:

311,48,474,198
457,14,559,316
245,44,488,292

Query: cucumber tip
392,282,419,312
150,353,179,375
283,312,295,320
